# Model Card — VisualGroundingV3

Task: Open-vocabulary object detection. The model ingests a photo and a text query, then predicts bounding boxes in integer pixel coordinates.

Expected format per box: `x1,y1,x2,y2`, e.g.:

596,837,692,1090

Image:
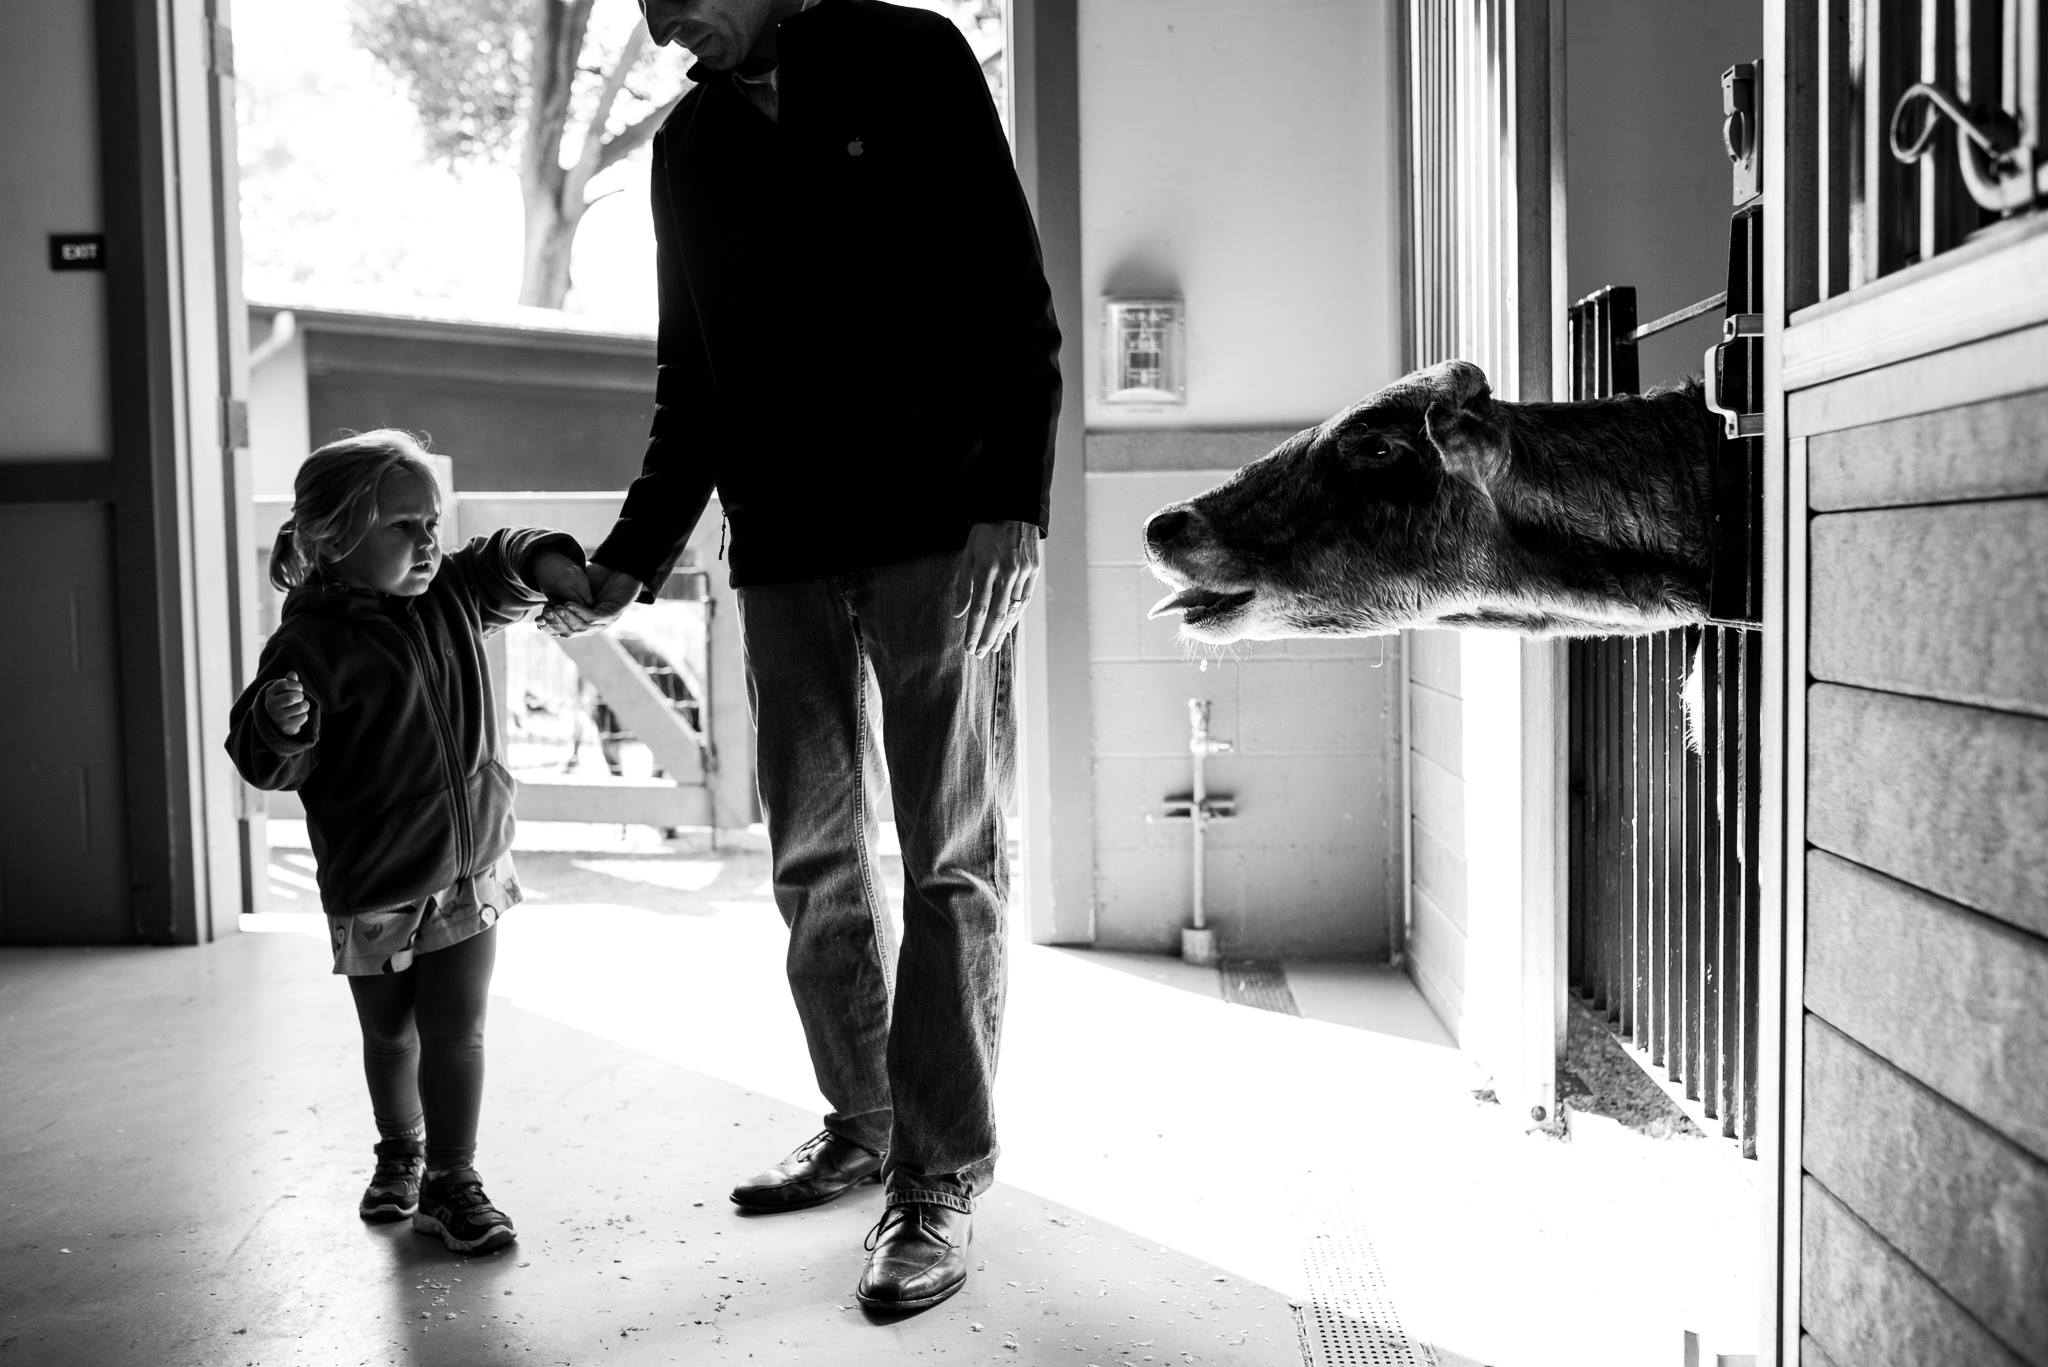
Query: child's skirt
328,853,522,976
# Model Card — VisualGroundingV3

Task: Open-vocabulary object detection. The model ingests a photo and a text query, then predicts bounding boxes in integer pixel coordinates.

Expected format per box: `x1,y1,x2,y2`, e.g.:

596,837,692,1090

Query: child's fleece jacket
225,528,582,916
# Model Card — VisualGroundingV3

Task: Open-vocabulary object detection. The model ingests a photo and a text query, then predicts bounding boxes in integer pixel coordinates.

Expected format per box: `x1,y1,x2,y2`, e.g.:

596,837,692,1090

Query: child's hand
264,671,312,736
544,562,642,638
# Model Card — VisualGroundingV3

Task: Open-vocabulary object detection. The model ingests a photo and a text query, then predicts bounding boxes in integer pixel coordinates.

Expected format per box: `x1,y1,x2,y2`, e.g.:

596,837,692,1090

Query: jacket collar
685,0,833,85
282,575,422,624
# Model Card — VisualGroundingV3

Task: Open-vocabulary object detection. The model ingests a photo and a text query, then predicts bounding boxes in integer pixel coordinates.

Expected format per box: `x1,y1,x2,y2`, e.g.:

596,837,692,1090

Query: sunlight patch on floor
570,857,726,892
240,829,1758,1365
480,873,1486,1309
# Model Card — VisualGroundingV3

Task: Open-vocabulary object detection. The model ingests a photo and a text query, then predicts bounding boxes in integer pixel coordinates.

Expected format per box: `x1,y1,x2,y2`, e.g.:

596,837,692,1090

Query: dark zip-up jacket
224,529,580,916
593,0,1062,593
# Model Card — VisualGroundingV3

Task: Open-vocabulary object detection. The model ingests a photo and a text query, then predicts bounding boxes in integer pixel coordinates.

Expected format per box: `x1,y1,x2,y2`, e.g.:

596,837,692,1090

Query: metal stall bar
1698,624,1725,1122
1564,266,1766,1152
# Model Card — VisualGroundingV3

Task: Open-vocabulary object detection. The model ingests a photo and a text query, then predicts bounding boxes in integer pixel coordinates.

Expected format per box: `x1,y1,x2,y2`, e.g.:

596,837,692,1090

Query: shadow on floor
1,831,1761,1367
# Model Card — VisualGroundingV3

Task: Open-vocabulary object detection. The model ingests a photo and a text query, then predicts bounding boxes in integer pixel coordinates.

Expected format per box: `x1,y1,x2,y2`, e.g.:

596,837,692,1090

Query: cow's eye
1337,433,1394,467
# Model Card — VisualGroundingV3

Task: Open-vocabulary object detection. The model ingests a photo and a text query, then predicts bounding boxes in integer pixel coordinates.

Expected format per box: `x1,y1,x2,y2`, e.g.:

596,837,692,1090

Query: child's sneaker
412,1168,517,1254
358,1137,425,1223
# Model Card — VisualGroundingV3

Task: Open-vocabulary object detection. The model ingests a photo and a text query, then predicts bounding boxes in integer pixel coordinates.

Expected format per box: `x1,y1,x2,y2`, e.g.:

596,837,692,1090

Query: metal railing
1565,275,1765,1156
1818,0,2045,299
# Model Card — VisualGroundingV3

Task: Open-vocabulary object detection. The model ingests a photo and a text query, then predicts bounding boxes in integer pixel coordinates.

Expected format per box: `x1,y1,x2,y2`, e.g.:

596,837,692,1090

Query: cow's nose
1146,505,1194,553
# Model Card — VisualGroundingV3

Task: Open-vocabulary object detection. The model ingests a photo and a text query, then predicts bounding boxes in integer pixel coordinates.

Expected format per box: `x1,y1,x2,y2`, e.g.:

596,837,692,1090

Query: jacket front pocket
322,783,464,913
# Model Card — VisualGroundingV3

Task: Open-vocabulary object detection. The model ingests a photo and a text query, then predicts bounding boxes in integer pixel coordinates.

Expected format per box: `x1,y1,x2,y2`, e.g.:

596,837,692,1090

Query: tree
350,0,686,309
350,0,1007,310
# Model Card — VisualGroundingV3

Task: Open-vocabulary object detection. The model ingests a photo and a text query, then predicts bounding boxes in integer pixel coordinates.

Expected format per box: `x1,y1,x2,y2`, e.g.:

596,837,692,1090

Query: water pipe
1176,697,1234,965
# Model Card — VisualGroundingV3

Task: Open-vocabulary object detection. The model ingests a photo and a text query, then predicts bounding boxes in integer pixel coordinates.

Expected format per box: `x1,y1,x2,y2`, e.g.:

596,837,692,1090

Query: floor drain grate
1296,1208,1437,1367
1219,958,1300,1015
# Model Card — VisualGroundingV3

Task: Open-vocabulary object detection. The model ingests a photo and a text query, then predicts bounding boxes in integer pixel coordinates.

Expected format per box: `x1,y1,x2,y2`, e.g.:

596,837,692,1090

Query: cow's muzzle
1144,504,1200,559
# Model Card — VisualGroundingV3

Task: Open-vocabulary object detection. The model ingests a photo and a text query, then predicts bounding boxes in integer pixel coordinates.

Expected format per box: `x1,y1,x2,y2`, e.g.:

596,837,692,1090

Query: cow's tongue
1149,587,1253,620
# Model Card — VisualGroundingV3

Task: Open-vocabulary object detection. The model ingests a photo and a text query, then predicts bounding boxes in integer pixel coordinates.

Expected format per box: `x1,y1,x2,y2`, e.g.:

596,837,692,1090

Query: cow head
1144,359,1511,642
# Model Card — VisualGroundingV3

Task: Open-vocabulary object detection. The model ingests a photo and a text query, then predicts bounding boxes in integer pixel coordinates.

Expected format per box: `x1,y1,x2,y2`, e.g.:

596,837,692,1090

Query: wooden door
1770,2,2048,1362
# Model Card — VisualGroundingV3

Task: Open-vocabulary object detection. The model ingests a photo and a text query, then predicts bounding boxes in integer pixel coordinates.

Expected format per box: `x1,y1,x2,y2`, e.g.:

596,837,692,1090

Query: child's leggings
346,923,497,1173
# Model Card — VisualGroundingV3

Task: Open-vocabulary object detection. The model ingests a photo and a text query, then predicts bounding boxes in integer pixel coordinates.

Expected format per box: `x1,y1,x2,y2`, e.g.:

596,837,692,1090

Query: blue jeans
737,549,1015,1214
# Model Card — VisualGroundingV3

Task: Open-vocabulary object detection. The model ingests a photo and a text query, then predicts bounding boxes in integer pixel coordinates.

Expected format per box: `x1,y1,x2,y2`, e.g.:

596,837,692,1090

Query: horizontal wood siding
1810,500,2048,717
1801,1179,2030,1367
1408,753,1465,857
1410,824,1468,932
1806,852,2048,1162
1807,684,2048,939
1407,627,1467,1041
1407,627,1462,695
1800,1336,1843,1367
1792,238,2048,1366
1408,681,1464,776
1408,884,1467,1030
1803,1015,2048,1360
1809,386,2048,511
1789,320,2048,438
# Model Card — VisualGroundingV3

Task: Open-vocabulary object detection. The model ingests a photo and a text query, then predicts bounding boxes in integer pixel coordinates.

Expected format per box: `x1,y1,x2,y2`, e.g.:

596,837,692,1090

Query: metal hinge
221,395,248,451
1722,62,1761,207
209,20,235,79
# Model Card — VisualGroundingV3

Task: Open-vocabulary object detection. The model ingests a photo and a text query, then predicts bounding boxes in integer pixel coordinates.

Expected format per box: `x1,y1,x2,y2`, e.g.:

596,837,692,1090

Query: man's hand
264,671,312,737
528,548,593,610
953,520,1040,658
540,561,643,638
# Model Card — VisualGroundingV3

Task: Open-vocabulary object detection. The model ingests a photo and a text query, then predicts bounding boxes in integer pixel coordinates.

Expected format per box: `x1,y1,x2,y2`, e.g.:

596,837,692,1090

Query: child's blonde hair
271,430,440,590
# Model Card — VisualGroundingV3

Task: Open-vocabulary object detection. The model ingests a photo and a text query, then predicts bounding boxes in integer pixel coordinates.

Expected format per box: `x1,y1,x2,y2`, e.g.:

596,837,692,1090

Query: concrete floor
0,827,1758,1367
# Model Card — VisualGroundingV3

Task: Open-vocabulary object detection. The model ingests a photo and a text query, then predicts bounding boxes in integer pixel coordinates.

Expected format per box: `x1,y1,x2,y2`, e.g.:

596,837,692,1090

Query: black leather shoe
730,1130,883,1213
855,1203,971,1311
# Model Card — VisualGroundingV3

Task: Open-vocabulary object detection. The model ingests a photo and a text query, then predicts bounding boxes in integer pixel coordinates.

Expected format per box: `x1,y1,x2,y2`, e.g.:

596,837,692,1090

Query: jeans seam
846,589,895,1020
990,639,1012,887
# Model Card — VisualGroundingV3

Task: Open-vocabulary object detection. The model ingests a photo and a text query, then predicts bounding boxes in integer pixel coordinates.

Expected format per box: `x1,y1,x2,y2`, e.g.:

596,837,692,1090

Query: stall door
1778,2,2048,1362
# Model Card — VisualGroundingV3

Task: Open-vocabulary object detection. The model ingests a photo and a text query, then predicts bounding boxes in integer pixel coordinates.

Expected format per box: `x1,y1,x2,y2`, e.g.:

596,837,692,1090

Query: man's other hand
540,561,643,637
952,520,1040,658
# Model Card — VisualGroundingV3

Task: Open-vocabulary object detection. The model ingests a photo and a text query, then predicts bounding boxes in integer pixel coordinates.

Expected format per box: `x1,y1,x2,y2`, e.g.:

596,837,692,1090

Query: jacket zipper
398,610,473,877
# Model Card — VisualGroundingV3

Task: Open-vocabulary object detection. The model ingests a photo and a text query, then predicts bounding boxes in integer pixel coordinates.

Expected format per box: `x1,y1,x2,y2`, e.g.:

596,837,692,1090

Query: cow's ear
1416,360,1496,474
1431,359,1494,412
1424,394,1505,479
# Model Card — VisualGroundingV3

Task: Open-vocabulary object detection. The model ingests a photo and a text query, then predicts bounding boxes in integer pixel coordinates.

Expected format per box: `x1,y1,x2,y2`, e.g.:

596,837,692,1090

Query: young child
225,430,587,1254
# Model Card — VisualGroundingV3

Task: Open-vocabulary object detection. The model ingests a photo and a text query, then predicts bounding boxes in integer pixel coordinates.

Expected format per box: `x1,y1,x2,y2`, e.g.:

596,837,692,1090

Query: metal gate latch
1704,311,1764,440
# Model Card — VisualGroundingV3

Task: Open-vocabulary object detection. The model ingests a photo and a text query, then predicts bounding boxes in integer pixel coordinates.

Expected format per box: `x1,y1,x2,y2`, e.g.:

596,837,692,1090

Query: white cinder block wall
1086,469,1405,958
1074,0,1407,959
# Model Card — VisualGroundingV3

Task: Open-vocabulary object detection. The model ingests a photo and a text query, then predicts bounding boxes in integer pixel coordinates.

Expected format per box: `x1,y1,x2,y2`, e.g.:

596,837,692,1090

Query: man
547,0,1060,1314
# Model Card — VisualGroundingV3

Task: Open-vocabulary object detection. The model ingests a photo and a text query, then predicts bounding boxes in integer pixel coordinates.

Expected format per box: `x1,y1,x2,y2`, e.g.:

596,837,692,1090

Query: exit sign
49,234,106,271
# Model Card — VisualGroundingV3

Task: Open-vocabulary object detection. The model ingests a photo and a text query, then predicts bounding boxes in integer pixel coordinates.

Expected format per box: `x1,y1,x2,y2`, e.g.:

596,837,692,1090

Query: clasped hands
537,521,1040,658
258,549,595,736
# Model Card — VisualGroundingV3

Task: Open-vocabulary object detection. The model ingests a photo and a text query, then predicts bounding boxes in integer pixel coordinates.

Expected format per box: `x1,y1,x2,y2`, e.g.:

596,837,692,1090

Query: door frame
95,0,252,942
